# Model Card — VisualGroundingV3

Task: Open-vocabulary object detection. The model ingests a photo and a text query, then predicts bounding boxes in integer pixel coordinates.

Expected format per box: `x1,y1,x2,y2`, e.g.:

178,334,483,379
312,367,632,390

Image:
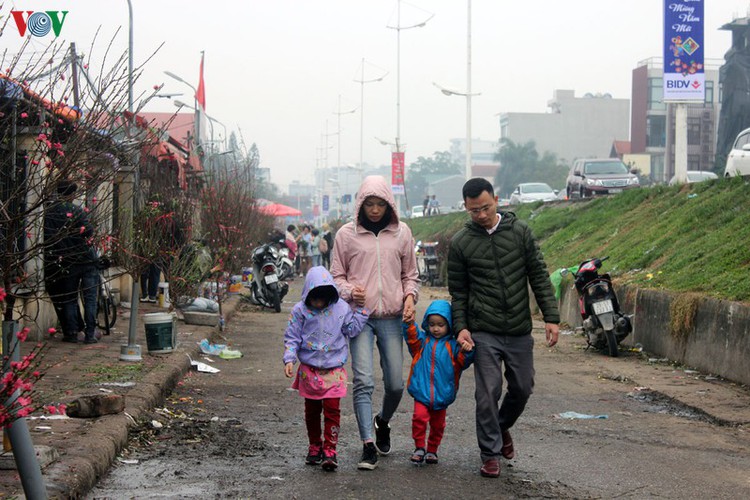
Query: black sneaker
321,449,338,472
305,444,323,465
373,415,391,455
357,442,378,470
139,296,149,303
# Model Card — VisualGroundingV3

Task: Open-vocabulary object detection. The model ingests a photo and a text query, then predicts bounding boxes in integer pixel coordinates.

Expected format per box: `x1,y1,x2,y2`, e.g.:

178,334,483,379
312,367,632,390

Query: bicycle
96,259,117,335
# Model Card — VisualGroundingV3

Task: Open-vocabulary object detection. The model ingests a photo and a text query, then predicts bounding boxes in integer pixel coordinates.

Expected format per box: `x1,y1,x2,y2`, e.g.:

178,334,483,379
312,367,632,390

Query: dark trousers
412,400,447,454
472,332,535,461
52,265,97,338
304,398,341,453
140,263,161,299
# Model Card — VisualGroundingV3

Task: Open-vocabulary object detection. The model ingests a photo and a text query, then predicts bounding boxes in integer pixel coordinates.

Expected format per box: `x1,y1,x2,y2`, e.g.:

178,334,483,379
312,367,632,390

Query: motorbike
250,242,289,312
275,240,295,281
564,256,632,357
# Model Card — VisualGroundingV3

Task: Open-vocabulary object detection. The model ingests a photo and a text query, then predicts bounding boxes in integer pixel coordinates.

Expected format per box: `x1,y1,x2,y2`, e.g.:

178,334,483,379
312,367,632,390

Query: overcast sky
4,1,750,190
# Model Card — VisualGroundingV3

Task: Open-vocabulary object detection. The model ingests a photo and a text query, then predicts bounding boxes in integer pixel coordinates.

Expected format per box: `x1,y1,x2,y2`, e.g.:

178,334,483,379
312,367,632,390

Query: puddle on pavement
628,390,741,427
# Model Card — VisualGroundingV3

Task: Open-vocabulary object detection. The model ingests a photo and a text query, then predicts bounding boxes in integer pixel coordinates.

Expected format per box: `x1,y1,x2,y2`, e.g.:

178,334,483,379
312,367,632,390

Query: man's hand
545,323,559,347
284,362,294,378
457,329,474,352
402,294,416,323
352,286,366,307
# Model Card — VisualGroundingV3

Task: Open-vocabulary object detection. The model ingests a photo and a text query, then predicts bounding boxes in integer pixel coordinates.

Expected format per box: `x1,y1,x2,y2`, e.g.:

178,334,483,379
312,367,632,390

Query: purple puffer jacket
283,266,369,369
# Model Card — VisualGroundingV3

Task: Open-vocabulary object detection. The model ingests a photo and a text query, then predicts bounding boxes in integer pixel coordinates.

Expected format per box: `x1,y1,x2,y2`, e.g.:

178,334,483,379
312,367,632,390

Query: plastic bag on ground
183,297,220,313
199,338,227,355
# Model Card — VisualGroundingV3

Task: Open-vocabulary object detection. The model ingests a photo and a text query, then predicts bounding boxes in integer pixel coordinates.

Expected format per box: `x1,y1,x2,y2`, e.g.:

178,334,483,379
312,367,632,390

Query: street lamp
333,94,357,218
353,58,388,175
432,0,477,181
174,100,226,154
386,0,433,212
432,82,480,182
164,70,201,151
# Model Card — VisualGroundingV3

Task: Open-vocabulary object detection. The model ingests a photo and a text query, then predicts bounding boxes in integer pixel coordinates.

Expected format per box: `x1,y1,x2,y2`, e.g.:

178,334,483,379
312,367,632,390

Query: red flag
195,53,206,110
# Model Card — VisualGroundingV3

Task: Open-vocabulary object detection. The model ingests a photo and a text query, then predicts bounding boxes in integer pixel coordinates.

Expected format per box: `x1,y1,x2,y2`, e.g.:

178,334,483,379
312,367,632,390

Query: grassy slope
406,176,750,303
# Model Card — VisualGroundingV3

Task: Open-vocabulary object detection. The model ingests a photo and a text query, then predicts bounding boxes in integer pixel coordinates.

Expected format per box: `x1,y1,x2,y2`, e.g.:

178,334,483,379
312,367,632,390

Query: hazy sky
3,1,750,190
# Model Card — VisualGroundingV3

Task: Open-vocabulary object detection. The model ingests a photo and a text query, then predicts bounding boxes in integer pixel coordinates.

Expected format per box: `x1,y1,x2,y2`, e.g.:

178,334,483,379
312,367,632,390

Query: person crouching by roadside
283,266,370,471
403,299,474,465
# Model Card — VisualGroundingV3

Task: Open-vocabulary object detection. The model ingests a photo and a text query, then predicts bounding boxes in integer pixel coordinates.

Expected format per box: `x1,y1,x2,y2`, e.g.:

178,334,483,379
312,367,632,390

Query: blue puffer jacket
402,300,474,410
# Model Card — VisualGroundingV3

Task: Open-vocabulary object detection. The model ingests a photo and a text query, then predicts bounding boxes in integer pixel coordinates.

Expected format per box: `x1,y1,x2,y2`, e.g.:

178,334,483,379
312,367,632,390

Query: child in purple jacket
283,266,369,471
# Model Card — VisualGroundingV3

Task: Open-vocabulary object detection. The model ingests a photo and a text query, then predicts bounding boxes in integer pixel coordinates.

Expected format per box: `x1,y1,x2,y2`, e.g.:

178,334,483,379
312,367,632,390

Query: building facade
630,57,722,182
499,89,630,165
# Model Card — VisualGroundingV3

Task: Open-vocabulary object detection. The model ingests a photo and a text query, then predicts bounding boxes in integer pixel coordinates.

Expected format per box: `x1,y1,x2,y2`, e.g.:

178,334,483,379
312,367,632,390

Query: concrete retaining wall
555,281,750,386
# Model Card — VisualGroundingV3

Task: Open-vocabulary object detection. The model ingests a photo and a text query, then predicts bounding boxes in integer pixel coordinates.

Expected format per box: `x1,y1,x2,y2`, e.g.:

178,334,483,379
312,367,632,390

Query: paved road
89,282,750,499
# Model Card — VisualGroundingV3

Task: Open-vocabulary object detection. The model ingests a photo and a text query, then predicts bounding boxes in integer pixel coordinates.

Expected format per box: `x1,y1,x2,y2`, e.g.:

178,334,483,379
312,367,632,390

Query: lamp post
174,100,225,154
386,0,433,212
165,70,201,152
333,95,357,219
354,58,388,175
432,0,478,181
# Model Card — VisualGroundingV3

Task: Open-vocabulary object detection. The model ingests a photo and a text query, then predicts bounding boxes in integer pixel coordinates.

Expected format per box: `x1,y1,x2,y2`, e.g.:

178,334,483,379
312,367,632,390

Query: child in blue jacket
402,299,474,464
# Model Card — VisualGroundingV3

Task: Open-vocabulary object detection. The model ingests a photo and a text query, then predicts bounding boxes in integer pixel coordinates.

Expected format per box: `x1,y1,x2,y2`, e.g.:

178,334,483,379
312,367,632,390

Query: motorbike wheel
269,286,281,313
604,329,619,357
281,263,293,280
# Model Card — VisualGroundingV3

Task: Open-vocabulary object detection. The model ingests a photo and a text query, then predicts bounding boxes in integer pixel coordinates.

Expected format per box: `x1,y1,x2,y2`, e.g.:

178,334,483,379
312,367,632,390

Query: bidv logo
10,11,69,37
666,80,701,90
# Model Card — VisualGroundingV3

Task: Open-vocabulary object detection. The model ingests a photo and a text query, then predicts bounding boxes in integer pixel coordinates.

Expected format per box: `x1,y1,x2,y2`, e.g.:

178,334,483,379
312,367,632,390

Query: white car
410,206,424,218
725,127,750,177
668,170,719,185
509,183,558,204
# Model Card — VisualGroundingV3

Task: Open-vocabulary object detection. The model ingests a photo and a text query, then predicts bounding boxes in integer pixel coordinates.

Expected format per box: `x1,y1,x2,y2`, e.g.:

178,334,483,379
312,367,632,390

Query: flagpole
195,51,205,154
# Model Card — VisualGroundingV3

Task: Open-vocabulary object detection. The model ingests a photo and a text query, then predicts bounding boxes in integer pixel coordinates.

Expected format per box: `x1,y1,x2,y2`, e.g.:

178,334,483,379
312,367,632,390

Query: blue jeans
311,254,321,267
349,317,405,441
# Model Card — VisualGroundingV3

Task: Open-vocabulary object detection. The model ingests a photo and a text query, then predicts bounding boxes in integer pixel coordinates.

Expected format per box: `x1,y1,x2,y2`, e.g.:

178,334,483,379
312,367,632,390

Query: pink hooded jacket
330,175,419,318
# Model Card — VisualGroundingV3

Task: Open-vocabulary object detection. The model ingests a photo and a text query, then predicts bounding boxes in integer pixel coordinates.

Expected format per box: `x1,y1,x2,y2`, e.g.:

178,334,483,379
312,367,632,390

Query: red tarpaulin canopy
257,203,302,217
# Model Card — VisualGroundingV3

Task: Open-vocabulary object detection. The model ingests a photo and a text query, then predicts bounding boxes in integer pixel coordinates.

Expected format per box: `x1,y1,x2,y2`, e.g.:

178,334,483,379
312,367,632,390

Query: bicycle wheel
97,295,117,331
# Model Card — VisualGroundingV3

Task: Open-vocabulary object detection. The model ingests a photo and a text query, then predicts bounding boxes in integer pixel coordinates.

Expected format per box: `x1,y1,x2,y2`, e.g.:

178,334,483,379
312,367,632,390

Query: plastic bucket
144,312,176,354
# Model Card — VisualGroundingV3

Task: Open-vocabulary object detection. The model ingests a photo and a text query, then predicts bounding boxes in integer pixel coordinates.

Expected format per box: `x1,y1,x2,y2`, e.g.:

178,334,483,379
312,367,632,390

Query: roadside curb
39,295,241,499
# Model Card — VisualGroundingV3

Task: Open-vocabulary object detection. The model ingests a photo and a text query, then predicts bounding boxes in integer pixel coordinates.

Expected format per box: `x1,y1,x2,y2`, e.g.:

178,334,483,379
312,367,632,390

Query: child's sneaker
321,449,338,472
305,444,323,465
410,447,425,464
425,451,438,464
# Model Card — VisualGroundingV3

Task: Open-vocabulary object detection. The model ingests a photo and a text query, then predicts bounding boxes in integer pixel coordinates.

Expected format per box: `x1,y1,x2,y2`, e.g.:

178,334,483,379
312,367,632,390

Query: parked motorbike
564,256,632,357
275,241,295,281
250,243,289,312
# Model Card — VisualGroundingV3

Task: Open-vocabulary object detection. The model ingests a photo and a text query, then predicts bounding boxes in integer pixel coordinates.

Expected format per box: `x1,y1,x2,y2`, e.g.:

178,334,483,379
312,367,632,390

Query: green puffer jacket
447,211,559,336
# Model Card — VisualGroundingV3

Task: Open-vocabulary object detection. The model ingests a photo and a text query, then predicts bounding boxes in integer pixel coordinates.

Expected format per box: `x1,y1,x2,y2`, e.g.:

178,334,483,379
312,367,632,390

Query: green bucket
144,312,175,354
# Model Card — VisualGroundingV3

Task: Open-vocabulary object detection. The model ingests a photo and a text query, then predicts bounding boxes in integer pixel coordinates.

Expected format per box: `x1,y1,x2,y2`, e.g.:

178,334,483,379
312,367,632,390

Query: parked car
566,158,640,198
725,127,750,177
668,170,719,185
410,206,425,218
509,183,558,205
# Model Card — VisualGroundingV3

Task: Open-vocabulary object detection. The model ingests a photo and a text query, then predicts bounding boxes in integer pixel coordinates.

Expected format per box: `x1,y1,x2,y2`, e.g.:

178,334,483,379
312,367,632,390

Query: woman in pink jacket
330,175,420,470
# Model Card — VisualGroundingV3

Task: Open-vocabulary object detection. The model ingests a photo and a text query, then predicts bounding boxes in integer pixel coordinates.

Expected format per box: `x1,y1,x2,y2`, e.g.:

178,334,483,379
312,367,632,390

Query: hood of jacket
354,175,399,227
301,266,339,303
421,299,453,334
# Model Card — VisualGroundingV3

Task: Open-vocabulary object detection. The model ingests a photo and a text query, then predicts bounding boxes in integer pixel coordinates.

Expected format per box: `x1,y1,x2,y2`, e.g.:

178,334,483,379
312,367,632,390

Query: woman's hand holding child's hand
284,362,294,378
352,286,366,307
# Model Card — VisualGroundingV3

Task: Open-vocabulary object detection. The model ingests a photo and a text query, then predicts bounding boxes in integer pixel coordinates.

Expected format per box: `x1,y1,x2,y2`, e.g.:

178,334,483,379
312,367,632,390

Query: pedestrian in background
296,225,312,277
43,179,100,344
310,228,322,267
321,223,333,269
422,195,429,217
403,299,474,465
428,195,440,216
331,175,420,470
283,266,370,472
447,177,559,478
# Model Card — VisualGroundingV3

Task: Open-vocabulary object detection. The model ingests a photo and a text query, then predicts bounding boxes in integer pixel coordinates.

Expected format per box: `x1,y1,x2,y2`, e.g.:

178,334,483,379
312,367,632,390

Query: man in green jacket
447,177,559,479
